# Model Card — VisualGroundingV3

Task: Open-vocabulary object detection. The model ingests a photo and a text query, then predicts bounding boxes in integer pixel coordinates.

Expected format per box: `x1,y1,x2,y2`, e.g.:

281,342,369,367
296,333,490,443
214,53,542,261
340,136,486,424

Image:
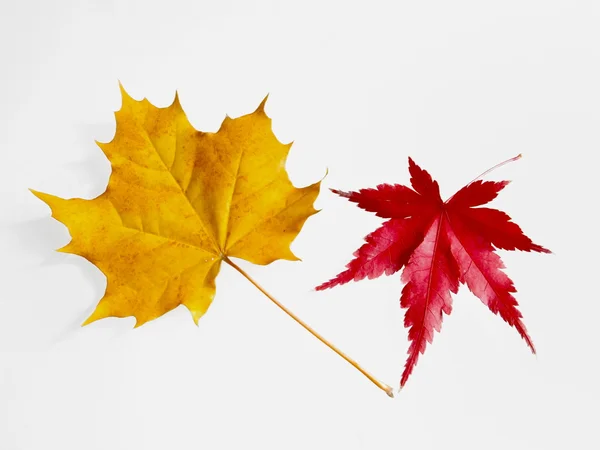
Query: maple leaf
32,85,395,397
316,156,550,388
32,85,322,327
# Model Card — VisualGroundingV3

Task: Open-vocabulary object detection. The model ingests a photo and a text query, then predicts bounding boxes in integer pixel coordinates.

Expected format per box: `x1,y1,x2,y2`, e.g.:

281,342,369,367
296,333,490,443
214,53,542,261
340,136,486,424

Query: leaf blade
32,88,321,326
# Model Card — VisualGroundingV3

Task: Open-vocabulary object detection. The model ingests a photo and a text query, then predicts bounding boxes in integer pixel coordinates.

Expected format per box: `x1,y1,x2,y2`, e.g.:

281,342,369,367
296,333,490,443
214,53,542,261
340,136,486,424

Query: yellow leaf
32,85,321,327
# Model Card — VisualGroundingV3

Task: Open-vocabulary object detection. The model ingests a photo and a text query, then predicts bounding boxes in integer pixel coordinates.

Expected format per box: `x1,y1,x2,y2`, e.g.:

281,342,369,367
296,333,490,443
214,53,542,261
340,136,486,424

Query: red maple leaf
316,155,550,388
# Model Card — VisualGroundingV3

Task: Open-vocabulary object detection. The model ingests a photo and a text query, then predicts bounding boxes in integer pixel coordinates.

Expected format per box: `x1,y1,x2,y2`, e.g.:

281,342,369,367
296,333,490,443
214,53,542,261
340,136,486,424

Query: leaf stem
446,154,522,203
467,153,522,186
223,256,394,398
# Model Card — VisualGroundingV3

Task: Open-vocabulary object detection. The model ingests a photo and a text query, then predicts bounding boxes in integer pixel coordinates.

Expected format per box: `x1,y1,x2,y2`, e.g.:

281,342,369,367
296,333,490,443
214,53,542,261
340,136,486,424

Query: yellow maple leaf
32,85,393,397
32,85,320,327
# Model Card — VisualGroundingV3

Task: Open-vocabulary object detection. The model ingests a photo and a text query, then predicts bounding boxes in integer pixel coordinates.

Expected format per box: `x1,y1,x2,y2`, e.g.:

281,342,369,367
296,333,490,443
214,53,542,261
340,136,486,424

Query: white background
1,1,598,449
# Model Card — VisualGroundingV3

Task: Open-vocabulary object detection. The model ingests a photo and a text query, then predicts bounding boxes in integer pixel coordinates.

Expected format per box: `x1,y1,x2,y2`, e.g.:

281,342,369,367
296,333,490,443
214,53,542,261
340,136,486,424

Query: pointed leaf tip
117,81,136,107
118,80,128,97
330,188,351,198
29,188,52,204
172,90,180,106
81,315,96,327
256,94,269,113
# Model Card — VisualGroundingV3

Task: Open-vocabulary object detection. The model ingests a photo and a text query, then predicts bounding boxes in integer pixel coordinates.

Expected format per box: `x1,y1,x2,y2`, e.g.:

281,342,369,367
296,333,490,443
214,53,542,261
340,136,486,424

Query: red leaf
317,157,550,388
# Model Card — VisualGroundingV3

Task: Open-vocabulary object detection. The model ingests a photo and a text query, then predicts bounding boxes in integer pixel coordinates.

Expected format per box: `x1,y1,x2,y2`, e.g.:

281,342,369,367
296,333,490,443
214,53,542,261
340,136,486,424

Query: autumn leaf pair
32,87,549,395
